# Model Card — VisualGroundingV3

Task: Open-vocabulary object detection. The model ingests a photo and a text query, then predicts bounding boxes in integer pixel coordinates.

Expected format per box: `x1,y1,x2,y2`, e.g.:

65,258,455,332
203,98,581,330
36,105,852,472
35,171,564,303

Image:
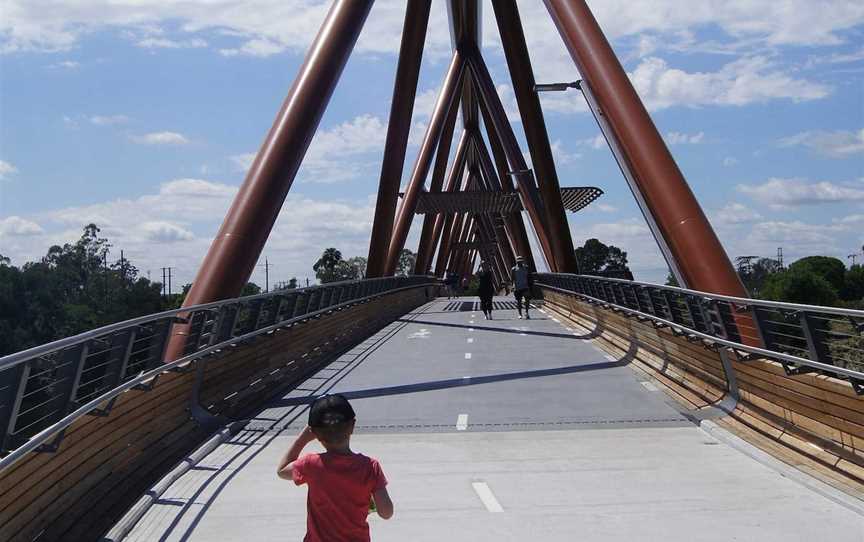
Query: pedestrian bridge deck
121,297,863,541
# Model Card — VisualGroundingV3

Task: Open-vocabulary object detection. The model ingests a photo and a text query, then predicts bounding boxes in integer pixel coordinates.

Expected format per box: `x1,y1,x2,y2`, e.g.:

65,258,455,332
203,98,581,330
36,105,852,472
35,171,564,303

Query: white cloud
90,114,129,126
778,129,864,158
629,56,830,110
713,202,762,224
0,160,18,180
737,177,864,207
130,131,190,145
140,221,194,242
235,114,388,183
47,60,79,69
723,157,739,167
0,216,43,237
834,214,864,225
665,131,704,145
137,37,207,49
220,38,283,58
549,139,582,165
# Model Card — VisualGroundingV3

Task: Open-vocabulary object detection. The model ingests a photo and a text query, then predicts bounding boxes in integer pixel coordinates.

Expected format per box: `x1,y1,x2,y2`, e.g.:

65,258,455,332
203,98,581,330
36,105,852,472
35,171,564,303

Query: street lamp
533,81,581,92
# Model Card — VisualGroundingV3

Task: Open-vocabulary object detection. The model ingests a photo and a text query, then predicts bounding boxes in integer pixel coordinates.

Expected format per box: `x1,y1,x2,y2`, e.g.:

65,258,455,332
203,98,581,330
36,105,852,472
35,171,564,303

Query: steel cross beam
165,0,373,361
430,133,471,276
477,102,535,271
385,51,466,275
464,43,557,271
493,0,579,273
366,0,432,278
414,111,466,275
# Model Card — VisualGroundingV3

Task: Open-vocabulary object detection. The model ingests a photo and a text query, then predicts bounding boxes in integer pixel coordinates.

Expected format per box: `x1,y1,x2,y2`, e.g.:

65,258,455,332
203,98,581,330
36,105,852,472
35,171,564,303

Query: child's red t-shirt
292,452,388,542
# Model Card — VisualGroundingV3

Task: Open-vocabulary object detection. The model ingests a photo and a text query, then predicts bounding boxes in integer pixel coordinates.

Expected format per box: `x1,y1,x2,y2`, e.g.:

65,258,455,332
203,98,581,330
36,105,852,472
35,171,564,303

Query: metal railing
0,276,437,461
534,273,864,393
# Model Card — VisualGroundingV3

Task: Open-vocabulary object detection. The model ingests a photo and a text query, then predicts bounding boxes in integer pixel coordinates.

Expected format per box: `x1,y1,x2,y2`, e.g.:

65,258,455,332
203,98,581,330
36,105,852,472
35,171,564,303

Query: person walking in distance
477,261,495,320
511,255,533,319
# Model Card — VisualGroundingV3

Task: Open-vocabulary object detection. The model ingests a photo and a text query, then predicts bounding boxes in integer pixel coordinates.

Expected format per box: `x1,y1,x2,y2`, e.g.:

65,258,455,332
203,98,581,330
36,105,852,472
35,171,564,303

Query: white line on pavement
465,353,472,359
468,328,474,332
456,414,469,431
604,354,618,362
467,337,474,343
640,381,659,392
472,482,504,513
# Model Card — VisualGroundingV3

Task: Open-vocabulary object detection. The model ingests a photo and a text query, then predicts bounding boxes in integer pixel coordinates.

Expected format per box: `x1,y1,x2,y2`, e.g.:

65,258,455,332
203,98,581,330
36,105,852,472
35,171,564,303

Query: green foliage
241,282,262,296
841,265,864,302
397,250,416,277
665,271,679,287
313,249,367,283
789,256,846,292
761,266,839,306
735,256,782,297
574,238,632,277
0,224,165,356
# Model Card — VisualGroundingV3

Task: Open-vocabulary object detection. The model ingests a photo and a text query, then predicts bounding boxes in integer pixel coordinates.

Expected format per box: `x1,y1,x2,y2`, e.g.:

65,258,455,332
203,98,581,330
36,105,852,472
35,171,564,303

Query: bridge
1,1,863,541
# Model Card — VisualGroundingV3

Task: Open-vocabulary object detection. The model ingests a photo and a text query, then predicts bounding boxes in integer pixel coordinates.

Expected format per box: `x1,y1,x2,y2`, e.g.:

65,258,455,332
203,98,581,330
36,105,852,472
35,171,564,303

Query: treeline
668,255,864,309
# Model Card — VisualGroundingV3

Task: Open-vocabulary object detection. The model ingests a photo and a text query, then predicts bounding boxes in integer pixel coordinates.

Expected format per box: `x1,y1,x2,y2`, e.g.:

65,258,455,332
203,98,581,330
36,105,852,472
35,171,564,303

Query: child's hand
299,425,317,443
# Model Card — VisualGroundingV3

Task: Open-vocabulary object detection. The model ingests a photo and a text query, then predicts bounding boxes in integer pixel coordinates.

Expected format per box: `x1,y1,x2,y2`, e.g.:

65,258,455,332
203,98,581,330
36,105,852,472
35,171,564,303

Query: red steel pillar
465,48,556,269
165,0,373,360
493,0,579,273
543,0,749,297
385,52,465,275
367,0,432,278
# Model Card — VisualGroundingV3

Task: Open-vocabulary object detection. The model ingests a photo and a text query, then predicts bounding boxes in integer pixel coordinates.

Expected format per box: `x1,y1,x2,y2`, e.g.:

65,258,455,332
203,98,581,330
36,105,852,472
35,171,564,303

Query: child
277,394,393,541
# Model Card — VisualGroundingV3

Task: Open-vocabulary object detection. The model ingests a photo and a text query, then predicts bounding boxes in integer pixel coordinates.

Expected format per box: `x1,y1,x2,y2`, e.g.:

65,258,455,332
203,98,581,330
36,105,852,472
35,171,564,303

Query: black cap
308,394,356,427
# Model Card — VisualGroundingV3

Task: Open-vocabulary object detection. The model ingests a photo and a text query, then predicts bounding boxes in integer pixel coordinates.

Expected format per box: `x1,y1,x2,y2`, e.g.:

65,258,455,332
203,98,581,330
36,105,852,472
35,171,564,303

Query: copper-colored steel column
165,0,373,360
442,212,466,272
434,212,458,276
414,117,466,275
464,46,556,269
478,102,535,270
367,0,432,278
543,1,750,296
386,52,465,275
493,0,578,273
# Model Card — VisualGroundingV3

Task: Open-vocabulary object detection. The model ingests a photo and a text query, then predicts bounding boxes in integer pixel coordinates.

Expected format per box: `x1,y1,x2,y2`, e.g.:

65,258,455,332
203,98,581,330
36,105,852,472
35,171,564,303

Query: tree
841,265,864,303
761,267,839,306
665,271,679,287
789,256,845,293
345,257,367,279
241,282,262,296
314,248,345,283
574,239,632,278
736,256,782,296
397,249,416,277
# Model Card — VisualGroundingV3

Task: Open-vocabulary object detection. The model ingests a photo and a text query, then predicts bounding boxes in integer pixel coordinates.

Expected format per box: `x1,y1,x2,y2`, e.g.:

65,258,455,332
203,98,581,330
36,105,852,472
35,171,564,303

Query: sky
1,0,863,289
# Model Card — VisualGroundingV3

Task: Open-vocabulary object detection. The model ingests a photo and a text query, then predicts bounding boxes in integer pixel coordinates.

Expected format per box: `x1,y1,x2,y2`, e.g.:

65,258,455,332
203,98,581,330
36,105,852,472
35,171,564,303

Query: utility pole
161,267,174,296
306,277,310,287
776,247,784,269
850,254,859,267
258,258,272,292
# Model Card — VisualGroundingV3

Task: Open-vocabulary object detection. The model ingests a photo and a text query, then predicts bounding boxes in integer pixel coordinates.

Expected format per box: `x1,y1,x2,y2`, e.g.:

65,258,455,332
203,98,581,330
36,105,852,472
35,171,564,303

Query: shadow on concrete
400,318,602,341
266,356,634,408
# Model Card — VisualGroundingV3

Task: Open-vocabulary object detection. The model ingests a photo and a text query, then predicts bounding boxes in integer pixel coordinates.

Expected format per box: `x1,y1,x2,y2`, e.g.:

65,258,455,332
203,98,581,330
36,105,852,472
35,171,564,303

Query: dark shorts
514,288,530,301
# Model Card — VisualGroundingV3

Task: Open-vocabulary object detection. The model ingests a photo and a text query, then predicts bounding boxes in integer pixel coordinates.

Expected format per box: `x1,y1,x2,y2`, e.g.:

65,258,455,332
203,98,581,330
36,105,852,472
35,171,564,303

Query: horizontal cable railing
534,273,864,393
0,276,438,462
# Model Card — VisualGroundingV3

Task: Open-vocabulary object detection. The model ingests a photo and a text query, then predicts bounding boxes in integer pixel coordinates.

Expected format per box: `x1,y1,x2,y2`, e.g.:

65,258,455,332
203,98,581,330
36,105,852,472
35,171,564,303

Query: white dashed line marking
467,338,474,343
468,328,474,332
465,353,472,359
456,414,469,431
472,482,504,513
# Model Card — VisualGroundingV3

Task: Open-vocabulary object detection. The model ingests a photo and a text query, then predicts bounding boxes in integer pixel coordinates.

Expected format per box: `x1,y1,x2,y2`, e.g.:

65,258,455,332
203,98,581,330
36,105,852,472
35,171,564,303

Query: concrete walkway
122,298,864,541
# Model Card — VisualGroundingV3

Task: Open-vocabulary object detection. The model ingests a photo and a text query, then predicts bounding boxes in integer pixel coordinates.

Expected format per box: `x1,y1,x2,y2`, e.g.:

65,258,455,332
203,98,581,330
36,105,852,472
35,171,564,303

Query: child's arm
372,488,394,519
276,426,316,480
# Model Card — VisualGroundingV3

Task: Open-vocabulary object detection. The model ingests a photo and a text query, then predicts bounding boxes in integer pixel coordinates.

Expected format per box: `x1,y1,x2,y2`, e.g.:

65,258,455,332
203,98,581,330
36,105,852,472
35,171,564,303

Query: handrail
0,276,427,371
0,276,439,461
534,273,864,392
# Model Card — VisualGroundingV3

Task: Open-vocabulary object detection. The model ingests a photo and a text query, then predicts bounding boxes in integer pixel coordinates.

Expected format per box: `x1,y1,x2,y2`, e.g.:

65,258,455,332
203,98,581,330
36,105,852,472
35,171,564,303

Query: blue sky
1,0,863,287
